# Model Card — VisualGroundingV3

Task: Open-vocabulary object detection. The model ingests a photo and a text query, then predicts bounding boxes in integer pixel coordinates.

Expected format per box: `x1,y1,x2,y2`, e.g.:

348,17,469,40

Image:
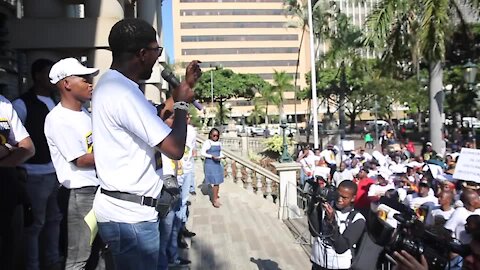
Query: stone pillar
137,0,164,104
273,162,302,220
84,0,124,83
84,0,124,18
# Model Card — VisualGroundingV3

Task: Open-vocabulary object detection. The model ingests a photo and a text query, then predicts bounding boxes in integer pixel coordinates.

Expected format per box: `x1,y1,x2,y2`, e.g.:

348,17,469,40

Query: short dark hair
209,128,220,139
108,18,157,59
31,58,54,80
338,180,358,195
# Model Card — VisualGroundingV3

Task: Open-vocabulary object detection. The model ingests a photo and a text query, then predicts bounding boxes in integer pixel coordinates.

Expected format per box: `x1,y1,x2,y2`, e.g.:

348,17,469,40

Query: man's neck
111,61,140,83
60,98,83,111
441,204,452,211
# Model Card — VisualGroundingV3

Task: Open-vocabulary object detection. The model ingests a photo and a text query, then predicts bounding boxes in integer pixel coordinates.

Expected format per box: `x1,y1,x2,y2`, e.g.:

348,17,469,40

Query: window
180,9,286,16
181,22,286,29
200,60,297,67
182,47,298,55
181,34,298,42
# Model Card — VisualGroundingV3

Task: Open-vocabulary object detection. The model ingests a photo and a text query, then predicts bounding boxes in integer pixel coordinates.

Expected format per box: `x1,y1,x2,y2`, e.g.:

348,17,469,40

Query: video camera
367,197,469,270
306,182,339,237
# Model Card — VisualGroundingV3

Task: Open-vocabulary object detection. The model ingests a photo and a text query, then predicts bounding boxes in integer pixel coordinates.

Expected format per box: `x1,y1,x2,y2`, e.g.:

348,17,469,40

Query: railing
197,135,279,202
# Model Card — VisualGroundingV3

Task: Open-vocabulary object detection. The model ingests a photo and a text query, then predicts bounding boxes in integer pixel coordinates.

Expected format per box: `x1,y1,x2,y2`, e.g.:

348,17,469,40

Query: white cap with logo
49,58,99,84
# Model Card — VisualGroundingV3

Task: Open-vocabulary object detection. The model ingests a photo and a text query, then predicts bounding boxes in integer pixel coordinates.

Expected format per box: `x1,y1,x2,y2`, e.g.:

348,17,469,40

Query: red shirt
354,177,375,209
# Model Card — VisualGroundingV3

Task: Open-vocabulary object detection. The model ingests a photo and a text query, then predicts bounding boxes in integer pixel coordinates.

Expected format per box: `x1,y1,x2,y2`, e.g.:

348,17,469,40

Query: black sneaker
190,191,196,195
178,236,189,249
182,228,196,238
168,257,191,267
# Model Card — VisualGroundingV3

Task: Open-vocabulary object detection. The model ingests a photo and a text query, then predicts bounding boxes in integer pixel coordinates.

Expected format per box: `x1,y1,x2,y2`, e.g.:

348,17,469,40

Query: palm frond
420,0,450,62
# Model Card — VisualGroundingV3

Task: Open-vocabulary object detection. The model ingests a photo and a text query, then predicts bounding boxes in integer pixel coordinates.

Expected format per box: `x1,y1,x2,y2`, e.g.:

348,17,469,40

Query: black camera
307,184,339,237
367,198,468,270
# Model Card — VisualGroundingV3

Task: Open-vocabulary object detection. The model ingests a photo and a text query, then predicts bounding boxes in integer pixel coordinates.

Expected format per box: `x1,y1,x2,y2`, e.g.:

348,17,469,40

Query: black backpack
345,210,384,270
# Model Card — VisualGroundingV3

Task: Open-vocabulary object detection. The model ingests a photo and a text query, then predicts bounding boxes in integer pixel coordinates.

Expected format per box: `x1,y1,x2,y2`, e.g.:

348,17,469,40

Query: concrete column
87,48,112,84
23,0,64,18
84,0,125,18
273,162,302,220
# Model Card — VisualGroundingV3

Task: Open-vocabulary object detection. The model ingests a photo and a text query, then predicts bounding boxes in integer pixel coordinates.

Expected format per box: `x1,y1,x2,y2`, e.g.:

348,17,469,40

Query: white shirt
404,193,438,210
320,149,336,165
44,104,99,189
314,166,331,180
12,95,56,174
0,95,29,145
92,70,171,223
332,170,354,187
311,210,365,269
444,207,480,244
182,124,196,173
367,183,395,197
299,152,316,175
429,207,455,224
201,139,223,158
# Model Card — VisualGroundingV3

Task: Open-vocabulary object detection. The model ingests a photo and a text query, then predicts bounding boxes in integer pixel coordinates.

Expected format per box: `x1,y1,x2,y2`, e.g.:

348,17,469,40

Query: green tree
255,84,279,126
365,0,480,153
247,103,266,125
195,69,267,125
271,70,294,121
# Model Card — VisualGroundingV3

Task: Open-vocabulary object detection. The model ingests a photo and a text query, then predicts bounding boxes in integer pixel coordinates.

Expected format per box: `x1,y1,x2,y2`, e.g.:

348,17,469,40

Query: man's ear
62,78,70,91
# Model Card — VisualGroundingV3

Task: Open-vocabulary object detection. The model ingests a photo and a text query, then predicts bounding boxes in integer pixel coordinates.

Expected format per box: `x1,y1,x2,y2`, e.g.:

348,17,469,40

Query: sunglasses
144,46,163,56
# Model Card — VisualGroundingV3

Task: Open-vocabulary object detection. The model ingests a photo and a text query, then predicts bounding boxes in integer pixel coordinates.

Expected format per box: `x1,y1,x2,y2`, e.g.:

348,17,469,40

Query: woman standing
201,128,224,208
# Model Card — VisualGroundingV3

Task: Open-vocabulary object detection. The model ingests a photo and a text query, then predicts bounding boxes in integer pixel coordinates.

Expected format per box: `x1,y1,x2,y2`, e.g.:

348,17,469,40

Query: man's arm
72,153,95,168
0,137,35,167
330,217,366,253
156,60,201,160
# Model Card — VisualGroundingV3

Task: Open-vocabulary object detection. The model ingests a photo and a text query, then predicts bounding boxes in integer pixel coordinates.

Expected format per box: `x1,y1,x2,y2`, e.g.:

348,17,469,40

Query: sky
162,0,174,63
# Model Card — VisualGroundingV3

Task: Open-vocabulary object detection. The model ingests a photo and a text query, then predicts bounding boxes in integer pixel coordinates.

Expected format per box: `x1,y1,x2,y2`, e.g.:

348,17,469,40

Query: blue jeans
158,205,182,270
24,172,62,270
178,172,193,222
98,221,159,270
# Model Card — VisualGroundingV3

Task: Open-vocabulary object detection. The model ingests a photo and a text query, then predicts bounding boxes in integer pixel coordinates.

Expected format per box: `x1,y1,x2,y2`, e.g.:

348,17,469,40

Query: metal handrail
196,135,280,183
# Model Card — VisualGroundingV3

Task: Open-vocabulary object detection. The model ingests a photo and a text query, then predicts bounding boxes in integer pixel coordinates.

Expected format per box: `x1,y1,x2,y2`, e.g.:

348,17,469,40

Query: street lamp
464,59,478,88
280,118,292,162
463,59,478,148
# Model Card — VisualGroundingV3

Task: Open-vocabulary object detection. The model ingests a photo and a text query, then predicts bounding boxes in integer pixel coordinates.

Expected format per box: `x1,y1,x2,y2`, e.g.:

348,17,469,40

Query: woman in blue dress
201,128,224,208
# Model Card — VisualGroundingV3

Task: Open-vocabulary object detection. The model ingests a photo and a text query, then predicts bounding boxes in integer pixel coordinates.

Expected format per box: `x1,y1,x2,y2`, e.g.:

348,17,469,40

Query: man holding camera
311,180,365,270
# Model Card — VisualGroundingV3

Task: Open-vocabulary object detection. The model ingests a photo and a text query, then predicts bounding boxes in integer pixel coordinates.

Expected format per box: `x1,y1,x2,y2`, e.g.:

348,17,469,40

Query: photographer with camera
311,180,365,270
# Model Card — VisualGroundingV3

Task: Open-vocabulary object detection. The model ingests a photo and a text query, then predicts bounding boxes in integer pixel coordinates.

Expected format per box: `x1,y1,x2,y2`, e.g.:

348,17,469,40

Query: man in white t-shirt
332,161,353,187
44,58,102,269
445,190,480,244
404,180,438,211
428,190,454,226
368,172,395,203
13,59,63,270
91,18,201,270
0,95,35,270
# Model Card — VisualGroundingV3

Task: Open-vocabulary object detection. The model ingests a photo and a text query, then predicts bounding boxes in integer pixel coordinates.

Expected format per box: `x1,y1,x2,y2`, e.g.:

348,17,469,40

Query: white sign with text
453,148,480,183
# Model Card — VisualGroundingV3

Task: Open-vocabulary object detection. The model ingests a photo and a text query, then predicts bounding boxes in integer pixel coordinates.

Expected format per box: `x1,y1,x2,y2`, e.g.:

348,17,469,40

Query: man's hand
323,202,335,221
393,250,428,270
184,60,202,88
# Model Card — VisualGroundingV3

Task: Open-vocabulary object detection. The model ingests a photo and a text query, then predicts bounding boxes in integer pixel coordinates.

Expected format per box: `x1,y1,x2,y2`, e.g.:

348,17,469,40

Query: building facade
172,0,311,126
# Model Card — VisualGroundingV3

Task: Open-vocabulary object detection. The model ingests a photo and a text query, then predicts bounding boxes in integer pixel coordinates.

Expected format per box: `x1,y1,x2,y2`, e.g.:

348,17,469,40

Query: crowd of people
0,18,203,270
298,136,480,269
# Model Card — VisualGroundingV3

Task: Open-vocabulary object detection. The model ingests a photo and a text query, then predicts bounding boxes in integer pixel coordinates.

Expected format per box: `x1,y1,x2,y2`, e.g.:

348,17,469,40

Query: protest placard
452,148,480,183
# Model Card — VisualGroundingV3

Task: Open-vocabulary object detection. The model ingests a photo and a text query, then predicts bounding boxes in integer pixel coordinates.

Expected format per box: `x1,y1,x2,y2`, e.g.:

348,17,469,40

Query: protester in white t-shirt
368,172,395,202
44,58,103,269
445,190,480,244
0,95,34,269
91,18,201,270
404,180,438,210
428,191,454,226
313,157,331,183
332,161,353,187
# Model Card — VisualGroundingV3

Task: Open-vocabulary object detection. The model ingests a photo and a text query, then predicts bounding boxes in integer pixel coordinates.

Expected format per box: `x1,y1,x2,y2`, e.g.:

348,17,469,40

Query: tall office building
172,0,311,124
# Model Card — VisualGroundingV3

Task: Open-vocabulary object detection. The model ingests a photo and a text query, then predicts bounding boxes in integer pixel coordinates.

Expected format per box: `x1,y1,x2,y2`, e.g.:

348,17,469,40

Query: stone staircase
181,160,311,270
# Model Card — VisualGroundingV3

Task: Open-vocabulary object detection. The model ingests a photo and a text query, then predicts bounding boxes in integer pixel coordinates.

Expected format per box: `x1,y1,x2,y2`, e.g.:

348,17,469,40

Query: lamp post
464,59,478,148
280,119,292,162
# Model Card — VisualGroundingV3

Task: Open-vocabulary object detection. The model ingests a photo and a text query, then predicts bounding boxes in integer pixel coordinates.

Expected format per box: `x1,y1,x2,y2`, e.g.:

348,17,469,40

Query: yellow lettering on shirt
85,131,93,153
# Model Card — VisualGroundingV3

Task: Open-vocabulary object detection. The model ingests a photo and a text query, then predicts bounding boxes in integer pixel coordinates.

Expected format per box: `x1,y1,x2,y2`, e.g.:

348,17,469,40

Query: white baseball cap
49,58,99,84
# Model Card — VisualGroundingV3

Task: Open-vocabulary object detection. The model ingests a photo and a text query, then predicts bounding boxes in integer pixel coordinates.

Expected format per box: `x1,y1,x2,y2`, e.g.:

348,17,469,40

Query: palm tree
248,103,266,126
256,84,280,126
365,0,480,153
271,70,294,122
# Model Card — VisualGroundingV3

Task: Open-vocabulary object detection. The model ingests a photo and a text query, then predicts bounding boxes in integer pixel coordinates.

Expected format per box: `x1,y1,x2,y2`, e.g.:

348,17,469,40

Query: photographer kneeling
311,180,365,270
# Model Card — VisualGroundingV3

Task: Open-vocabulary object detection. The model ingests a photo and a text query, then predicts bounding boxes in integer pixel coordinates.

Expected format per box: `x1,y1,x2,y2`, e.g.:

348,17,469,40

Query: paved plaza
180,160,311,270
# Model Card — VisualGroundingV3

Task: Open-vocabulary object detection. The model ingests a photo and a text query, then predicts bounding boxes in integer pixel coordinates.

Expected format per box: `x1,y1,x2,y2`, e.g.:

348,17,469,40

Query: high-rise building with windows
172,0,311,125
